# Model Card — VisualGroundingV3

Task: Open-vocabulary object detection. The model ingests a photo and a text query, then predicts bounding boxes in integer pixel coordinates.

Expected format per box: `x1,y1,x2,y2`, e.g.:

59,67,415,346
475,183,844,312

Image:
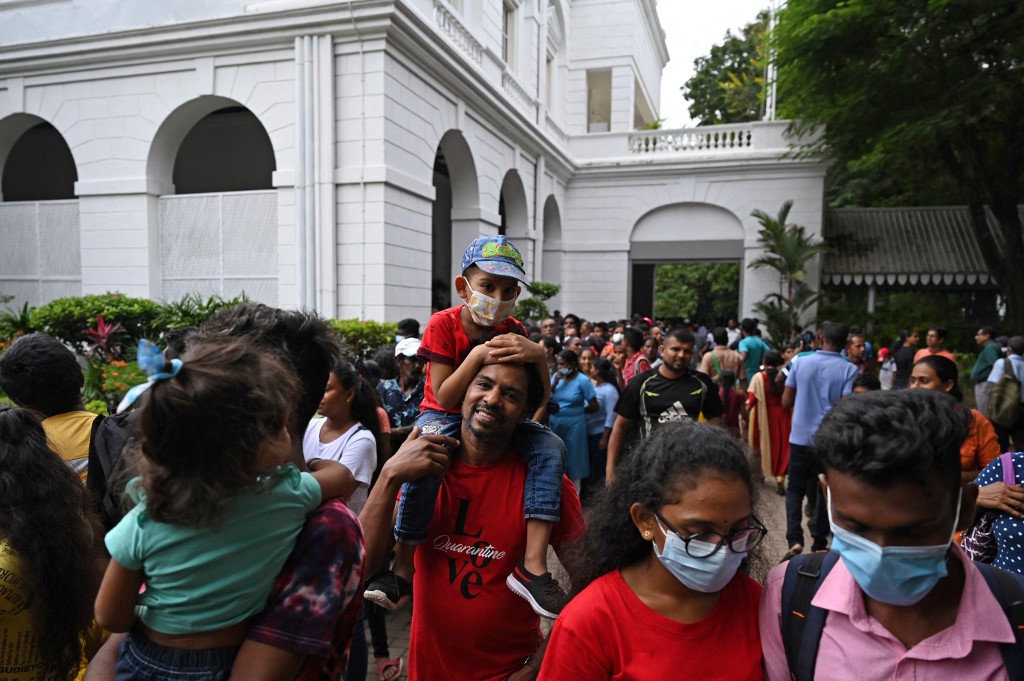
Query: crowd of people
2,233,1024,680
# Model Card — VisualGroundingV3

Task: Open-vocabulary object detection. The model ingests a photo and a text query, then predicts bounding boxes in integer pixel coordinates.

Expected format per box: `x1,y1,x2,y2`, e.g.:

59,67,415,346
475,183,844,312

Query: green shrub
84,399,109,416
155,293,249,330
32,293,162,348
515,281,561,323
0,302,36,342
328,318,395,359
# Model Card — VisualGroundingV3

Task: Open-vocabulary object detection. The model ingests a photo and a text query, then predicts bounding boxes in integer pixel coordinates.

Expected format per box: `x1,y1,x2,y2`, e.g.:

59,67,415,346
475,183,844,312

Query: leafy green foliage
683,11,768,125
328,319,395,359
773,0,1024,327
0,302,35,341
654,263,740,321
818,288,1000,357
515,281,561,323
749,201,828,343
84,399,109,416
154,293,250,330
32,293,162,347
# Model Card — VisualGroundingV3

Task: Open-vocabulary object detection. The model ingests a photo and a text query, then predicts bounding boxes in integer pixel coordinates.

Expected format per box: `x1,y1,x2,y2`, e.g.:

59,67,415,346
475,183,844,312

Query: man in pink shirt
760,390,1022,680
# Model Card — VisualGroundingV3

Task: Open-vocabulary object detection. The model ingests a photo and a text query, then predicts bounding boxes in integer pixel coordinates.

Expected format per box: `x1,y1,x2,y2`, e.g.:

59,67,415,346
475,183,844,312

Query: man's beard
465,405,513,441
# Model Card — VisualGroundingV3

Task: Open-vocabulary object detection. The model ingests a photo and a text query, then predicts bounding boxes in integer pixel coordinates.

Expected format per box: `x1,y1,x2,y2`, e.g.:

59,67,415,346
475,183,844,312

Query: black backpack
86,410,138,531
781,551,1024,680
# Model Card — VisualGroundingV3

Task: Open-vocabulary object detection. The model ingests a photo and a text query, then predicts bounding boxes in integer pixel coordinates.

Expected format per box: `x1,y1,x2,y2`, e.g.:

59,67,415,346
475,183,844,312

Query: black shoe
363,569,411,611
505,560,569,619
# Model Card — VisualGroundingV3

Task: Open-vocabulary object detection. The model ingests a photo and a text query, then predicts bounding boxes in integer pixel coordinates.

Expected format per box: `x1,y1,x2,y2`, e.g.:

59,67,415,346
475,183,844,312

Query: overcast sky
656,0,769,128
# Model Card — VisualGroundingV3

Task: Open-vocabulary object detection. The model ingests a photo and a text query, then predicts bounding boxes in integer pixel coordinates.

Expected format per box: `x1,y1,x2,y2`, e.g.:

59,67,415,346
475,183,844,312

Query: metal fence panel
160,191,278,306
0,200,81,308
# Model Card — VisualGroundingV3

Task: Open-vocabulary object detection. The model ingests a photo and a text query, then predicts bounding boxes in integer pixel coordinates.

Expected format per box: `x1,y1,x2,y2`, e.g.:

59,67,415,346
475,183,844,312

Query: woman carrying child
94,339,352,680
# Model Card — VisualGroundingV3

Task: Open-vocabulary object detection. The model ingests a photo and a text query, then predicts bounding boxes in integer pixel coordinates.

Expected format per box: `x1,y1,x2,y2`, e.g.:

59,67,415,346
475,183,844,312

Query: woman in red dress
746,350,791,495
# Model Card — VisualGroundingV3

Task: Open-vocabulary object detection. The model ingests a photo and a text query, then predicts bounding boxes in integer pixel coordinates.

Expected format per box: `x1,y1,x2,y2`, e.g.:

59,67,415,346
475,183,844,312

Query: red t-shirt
622,353,651,386
540,569,763,680
409,454,584,680
417,305,528,414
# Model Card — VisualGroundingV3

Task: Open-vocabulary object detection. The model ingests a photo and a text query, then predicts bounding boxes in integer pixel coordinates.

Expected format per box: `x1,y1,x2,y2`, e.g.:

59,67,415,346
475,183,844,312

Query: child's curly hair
136,337,299,527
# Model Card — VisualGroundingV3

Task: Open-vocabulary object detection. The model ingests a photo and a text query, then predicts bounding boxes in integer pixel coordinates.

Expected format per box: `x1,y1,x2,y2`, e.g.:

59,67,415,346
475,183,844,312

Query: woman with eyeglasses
540,421,768,679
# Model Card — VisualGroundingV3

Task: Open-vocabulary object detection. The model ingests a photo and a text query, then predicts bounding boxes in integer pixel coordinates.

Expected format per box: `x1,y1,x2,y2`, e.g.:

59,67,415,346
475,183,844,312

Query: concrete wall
0,0,828,327
562,160,828,322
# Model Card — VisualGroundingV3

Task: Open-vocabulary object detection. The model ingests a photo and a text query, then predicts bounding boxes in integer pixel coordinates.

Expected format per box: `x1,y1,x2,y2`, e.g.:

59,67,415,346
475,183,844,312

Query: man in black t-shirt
605,328,724,482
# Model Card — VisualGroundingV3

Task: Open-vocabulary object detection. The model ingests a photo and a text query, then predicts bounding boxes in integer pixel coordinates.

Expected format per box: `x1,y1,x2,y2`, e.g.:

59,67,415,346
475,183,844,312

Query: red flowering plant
81,314,135,412
83,314,126,361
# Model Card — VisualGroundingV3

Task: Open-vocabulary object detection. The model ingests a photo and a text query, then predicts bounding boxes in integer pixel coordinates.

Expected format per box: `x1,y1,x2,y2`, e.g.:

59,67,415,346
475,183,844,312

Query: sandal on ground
377,657,403,681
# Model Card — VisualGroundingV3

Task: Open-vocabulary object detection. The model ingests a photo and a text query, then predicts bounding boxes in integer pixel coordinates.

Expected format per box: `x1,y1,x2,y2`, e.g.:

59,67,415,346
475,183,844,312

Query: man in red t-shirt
363,361,584,680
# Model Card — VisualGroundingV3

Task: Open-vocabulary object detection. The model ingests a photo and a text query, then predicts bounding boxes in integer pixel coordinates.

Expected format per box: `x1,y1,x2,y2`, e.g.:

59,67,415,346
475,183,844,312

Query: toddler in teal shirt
95,338,352,680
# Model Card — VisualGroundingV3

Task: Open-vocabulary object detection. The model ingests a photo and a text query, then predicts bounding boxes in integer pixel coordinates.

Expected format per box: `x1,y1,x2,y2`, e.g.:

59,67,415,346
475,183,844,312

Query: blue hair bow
116,340,183,413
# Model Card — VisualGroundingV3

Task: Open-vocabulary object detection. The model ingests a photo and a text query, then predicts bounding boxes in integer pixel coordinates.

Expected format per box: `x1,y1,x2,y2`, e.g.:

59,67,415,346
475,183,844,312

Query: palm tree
748,201,829,342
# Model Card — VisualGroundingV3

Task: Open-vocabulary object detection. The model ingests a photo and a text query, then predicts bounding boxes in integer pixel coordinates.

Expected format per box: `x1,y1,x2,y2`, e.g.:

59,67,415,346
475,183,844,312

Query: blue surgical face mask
395,334,405,343
652,518,745,593
827,487,960,606
558,368,570,376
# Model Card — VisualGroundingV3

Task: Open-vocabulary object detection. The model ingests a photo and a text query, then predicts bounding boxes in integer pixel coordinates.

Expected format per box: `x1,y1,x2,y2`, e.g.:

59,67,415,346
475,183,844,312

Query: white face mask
611,332,624,344
463,281,517,327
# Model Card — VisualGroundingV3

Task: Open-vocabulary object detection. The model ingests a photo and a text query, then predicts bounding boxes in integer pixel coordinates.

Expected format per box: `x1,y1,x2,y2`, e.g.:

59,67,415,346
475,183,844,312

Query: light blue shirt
786,350,858,446
588,381,619,435
988,355,1024,399
551,371,597,419
105,464,321,634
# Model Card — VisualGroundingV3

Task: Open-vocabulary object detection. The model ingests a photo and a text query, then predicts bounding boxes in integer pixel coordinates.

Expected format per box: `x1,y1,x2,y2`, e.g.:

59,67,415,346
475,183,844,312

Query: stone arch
436,129,480,216
149,96,279,305
0,113,81,307
541,194,562,305
0,113,77,201
432,129,482,309
148,96,275,195
630,202,745,259
629,202,745,319
499,169,528,237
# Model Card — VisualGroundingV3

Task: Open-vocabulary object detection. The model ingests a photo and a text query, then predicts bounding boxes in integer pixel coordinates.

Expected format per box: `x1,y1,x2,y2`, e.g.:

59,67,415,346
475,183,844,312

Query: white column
294,34,336,312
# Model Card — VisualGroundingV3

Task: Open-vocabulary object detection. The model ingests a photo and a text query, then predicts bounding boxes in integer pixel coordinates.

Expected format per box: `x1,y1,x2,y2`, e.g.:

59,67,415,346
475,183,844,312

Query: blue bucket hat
460,235,529,285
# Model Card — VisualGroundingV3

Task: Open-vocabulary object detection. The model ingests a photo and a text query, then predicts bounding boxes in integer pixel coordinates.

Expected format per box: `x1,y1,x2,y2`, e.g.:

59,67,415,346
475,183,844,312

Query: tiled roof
822,206,1000,287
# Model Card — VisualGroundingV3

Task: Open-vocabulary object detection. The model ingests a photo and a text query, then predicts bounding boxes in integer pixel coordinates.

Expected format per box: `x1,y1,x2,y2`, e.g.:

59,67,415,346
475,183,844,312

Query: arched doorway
541,194,562,308
630,203,744,320
151,98,278,305
498,169,530,271
431,130,480,310
0,114,80,307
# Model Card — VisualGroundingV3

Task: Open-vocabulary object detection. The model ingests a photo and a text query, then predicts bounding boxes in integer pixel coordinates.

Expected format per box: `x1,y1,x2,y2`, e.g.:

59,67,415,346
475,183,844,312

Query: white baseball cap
395,337,421,357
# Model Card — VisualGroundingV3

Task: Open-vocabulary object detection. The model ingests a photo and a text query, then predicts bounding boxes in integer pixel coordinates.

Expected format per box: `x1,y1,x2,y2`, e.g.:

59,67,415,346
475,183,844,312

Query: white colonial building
0,0,827,323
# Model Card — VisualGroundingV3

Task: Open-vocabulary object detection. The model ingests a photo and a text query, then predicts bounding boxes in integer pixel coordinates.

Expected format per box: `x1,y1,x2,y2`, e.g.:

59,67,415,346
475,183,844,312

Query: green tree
774,0,1024,329
515,281,561,323
682,11,769,126
749,201,828,343
654,263,740,321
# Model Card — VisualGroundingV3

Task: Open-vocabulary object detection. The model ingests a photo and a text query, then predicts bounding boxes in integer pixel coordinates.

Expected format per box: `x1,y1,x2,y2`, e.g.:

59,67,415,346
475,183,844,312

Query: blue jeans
393,409,565,544
116,629,237,681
